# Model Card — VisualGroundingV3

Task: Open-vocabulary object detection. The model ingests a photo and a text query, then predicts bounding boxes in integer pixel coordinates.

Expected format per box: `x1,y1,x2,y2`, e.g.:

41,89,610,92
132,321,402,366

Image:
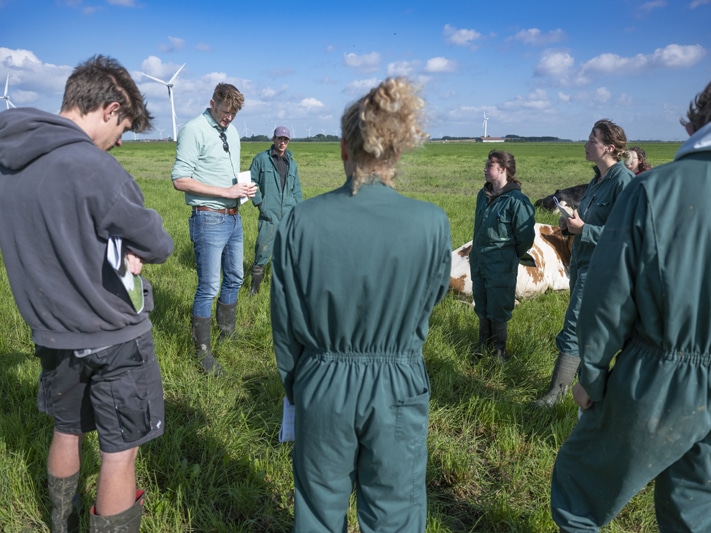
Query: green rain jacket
250,146,302,222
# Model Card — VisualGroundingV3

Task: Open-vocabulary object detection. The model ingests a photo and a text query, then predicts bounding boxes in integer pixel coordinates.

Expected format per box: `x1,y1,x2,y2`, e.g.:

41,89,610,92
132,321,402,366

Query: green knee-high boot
48,471,80,533
476,316,492,353
89,490,144,533
191,316,223,376
533,352,580,407
491,320,509,363
216,300,237,341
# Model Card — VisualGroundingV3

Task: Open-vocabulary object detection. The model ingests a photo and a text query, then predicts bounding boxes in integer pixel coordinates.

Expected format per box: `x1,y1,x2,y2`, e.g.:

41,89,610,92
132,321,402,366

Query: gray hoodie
0,107,174,349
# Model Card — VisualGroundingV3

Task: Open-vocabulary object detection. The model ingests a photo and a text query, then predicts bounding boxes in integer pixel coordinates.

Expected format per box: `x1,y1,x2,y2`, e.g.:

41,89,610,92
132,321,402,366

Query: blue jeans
189,210,244,317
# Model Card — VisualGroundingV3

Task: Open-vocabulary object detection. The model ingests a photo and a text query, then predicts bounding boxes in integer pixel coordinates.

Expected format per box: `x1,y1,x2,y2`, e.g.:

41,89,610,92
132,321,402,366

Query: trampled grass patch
0,141,679,531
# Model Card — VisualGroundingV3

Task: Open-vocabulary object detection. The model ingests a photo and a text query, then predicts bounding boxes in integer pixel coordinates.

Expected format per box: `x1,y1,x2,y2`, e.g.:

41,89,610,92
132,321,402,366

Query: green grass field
0,141,681,532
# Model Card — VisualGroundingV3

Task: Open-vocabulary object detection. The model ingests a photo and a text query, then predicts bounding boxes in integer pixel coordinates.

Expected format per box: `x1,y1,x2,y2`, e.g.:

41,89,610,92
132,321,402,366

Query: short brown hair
592,119,627,161
212,83,244,113
681,79,711,133
60,55,154,133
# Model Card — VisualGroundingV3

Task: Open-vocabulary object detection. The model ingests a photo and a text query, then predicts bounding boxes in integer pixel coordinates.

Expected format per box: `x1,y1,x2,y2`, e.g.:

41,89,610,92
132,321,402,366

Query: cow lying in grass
450,223,572,303
535,184,588,211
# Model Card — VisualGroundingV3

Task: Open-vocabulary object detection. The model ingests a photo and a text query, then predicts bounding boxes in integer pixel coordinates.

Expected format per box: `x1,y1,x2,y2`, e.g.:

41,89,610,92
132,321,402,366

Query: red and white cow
450,223,572,302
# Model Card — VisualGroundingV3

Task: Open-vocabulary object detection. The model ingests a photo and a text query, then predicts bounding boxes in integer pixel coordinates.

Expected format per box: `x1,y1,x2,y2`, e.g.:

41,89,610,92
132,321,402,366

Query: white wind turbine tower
482,112,489,138
141,63,186,141
305,127,311,139
2,75,16,110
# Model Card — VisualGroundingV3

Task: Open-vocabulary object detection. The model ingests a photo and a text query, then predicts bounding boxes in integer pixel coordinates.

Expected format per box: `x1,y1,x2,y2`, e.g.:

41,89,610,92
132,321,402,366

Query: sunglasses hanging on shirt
219,131,229,153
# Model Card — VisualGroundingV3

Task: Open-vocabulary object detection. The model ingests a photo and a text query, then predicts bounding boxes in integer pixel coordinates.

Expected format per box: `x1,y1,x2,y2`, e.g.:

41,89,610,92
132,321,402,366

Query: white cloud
443,24,482,47
343,52,380,73
196,43,211,52
510,28,565,46
344,78,380,94
594,87,612,104
260,85,288,100
424,57,457,73
690,0,710,7
107,0,137,6
387,61,418,77
558,92,571,103
582,44,706,74
299,98,324,111
159,36,185,53
534,50,575,77
639,0,666,13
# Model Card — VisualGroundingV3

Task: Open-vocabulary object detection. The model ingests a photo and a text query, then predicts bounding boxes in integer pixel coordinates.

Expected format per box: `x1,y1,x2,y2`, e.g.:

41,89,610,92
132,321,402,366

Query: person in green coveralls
248,126,302,295
470,149,535,362
270,77,452,533
534,119,634,407
551,79,711,532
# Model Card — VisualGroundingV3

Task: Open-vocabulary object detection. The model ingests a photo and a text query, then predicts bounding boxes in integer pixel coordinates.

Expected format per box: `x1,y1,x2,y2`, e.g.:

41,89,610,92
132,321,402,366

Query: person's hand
566,210,584,234
572,383,593,410
559,215,568,231
224,182,257,199
125,252,144,275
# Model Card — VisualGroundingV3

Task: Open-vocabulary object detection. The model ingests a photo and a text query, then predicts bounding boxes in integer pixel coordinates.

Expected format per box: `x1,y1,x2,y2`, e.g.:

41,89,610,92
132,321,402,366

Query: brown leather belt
193,205,238,215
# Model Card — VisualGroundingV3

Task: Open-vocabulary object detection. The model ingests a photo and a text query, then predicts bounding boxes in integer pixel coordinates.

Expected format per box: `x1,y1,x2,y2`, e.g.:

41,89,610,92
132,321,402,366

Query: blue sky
1,0,709,141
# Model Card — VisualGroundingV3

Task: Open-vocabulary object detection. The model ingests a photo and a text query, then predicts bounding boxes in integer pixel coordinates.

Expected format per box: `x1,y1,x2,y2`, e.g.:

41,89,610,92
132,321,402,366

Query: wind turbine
141,63,185,141
305,127,312,139
157,127,165,140
482,112,489,138
2,75,16,110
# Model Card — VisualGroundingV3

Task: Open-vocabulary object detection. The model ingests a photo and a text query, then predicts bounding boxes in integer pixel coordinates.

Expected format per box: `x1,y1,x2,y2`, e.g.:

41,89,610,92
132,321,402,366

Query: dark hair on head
592,119,627,161
680,79,711,133
487,150,521,185
341,77,428,193
628,146,652,172
60,55,153,133
212,83,244,113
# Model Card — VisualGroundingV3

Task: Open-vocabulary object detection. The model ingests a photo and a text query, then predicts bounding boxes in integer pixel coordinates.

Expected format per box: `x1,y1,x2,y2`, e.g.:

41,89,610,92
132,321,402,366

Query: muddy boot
216,300,237,342
90,490,144,533
533,352,580,407
191,316,223,376
48,471,80,533
250,264,265,296
476,316,492,354
491,320,509,363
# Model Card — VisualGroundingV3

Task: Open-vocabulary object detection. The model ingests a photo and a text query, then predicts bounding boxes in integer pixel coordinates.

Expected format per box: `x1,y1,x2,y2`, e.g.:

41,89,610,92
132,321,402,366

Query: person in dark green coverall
535,119,634,407
270,78,451,533
248,126,302,295
470,149,535,362
551,79,711,532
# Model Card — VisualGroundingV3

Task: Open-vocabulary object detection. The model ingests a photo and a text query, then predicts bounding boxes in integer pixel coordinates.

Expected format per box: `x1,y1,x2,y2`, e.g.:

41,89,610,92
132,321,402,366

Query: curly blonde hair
341,77,428,193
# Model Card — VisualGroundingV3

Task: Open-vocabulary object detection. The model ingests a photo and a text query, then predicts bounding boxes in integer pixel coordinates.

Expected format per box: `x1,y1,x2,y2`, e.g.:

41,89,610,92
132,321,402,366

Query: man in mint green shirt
171,83,256,375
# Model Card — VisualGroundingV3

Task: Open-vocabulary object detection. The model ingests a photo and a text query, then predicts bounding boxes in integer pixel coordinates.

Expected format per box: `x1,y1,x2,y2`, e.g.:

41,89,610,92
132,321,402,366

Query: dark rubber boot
533,352,580,407
191,316,223,376
216,300,237,341
89,490,144,533
250,264,265,296
491,320,509,363
476,316,492,354
48,471,80,533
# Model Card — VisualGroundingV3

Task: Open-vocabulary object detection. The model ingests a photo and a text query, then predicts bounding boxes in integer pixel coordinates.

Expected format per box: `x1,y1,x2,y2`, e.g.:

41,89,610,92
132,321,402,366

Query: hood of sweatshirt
0,107,91,171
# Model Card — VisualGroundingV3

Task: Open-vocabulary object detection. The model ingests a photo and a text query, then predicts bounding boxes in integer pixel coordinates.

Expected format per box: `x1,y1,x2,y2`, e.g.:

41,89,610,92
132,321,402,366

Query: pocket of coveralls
394,390,430,443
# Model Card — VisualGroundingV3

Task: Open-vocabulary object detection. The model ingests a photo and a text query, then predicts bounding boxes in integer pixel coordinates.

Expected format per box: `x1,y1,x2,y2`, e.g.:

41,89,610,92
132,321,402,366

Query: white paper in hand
106,237,144,313
279,396,295,442
553,196,573,219
237,171,252,205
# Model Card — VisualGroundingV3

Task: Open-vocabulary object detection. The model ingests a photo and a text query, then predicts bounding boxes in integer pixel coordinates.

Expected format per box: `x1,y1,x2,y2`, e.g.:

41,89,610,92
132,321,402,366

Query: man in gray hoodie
551,80,711,532
0,56,174,532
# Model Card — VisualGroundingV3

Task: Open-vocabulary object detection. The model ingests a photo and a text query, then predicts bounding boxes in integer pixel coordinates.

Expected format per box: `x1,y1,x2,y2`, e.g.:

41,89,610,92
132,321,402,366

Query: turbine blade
4,74,9,97
168,63,186,85
141,72,168,85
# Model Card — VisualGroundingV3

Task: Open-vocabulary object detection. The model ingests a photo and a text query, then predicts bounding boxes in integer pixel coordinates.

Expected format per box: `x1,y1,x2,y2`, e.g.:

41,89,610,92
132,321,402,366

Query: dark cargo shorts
36,331,165,453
